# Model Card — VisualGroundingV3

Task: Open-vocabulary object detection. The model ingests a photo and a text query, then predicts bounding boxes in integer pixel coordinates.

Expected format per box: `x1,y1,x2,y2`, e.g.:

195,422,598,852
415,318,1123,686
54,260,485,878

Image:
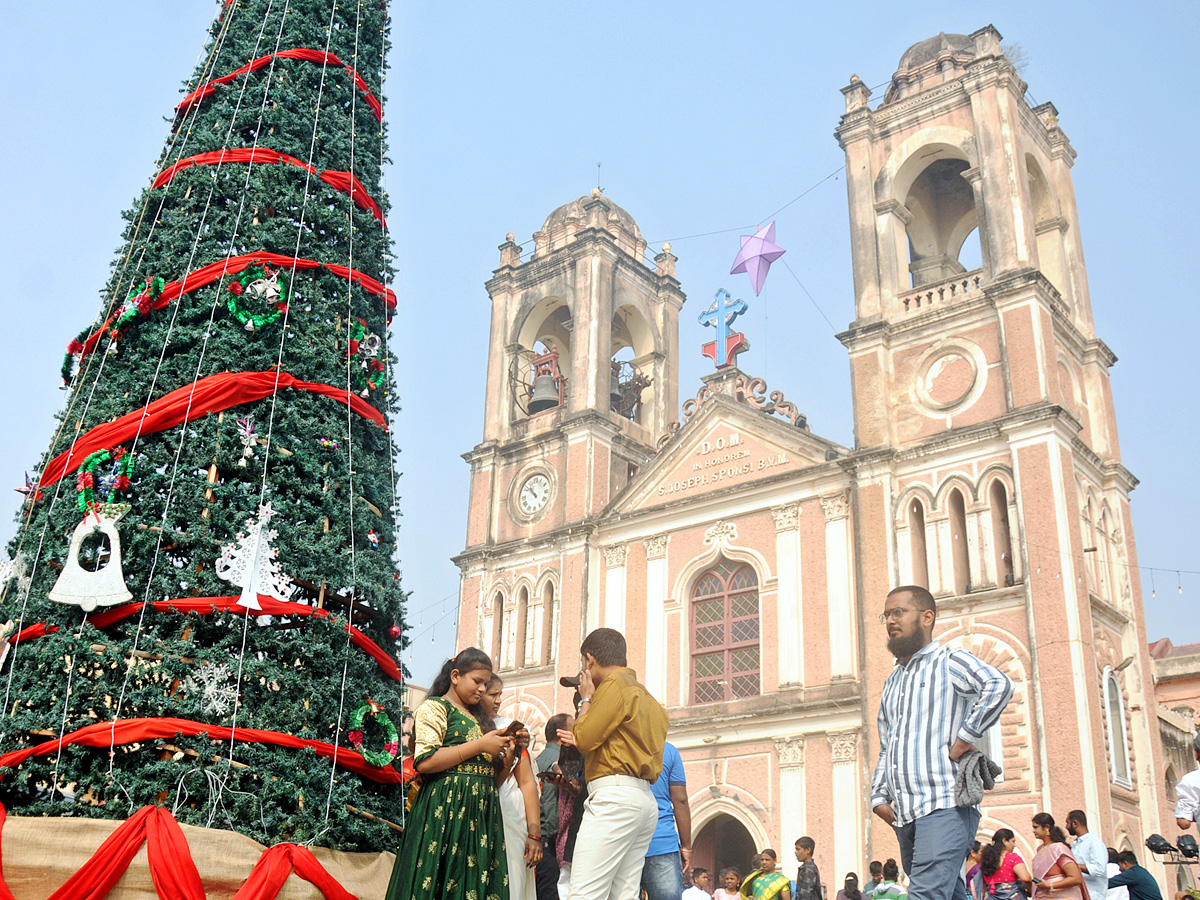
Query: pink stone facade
453,25,1171,892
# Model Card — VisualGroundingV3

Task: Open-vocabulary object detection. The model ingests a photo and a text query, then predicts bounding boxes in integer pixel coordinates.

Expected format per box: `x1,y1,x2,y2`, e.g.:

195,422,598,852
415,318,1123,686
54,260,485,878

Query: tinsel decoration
227,265,289,332
346,698,399,767
106,276,166,354
61,277,164,382
75,447,135,514
346,318,386,397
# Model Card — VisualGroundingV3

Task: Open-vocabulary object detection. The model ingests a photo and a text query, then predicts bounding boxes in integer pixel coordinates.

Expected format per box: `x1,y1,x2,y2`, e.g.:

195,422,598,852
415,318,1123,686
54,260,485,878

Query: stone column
828,732,862,886
776,737,806,852
772,503,803,686
602,544,628,633
822,493,855,678
644,535,670,701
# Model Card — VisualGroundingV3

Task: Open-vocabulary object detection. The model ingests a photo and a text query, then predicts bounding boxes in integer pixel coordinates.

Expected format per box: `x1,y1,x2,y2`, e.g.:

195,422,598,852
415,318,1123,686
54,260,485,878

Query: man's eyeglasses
878,607,917,624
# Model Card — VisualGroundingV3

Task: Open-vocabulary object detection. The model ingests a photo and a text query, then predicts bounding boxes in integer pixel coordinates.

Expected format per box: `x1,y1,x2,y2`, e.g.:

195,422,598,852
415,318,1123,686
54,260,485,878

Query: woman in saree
1030,813,1088,900
741,850,792,900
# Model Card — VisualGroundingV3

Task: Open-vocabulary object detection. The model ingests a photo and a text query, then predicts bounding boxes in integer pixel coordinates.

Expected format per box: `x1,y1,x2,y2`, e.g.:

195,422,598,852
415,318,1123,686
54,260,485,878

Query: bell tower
455,190,685,677
836,26,1166,861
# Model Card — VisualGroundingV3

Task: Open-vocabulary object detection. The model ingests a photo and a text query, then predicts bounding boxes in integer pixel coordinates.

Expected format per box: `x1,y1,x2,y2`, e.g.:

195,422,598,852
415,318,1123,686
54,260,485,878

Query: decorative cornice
602,544,628,567
828,731,858,762
771,503,801,532
703,521,738,546
775,737,805,768
820,492,849,521
645,534,669,560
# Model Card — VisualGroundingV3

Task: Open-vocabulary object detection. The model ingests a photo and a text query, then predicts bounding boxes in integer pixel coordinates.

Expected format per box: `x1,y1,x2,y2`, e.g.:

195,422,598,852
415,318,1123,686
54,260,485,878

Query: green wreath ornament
75,446,135,515
347,698,399,766
227,265,289,332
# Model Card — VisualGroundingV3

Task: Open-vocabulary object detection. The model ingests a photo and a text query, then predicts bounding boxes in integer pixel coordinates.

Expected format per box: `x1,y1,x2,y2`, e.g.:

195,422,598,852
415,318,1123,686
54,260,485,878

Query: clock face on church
518,474,551,516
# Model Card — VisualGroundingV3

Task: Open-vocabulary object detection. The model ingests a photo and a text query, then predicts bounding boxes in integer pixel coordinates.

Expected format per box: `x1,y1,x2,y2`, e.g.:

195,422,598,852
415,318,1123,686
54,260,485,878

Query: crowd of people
384,586,1195,900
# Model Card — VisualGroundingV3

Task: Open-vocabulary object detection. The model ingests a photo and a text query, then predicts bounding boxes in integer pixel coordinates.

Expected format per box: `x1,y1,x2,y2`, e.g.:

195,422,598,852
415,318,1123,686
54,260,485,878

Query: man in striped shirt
871,585,1013,900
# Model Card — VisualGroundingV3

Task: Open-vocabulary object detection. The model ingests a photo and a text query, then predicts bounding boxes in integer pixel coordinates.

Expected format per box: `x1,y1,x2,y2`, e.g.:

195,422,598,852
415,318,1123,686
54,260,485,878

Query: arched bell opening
609,305,656,425
905,157,980,288
511,297,572,419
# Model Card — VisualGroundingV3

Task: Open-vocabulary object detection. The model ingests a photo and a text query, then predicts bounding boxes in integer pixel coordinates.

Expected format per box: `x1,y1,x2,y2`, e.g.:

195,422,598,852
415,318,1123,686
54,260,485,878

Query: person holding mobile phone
1030,814,1086,900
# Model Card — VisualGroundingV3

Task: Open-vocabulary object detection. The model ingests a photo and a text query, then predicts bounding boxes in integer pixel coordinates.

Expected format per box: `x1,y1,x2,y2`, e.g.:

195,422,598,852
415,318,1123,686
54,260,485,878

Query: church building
453,26,1173,885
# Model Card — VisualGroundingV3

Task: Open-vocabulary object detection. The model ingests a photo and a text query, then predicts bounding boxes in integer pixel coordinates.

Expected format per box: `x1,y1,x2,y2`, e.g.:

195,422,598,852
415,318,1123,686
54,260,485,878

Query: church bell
609,370,623,408
528,374,560,413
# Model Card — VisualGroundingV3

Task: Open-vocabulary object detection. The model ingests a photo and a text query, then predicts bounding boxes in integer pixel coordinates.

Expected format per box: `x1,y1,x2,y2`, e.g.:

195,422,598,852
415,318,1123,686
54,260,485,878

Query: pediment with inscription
611,395,844,514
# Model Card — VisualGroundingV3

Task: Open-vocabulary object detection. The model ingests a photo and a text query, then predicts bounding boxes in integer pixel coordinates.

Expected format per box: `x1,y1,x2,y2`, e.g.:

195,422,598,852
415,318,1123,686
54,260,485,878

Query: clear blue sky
1,2,1196,685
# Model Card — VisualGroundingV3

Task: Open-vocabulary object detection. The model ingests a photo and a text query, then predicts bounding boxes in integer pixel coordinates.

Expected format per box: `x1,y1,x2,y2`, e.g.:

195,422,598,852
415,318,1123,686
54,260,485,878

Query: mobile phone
502,720,525,737
1032,878,1043,885
536,770,556,781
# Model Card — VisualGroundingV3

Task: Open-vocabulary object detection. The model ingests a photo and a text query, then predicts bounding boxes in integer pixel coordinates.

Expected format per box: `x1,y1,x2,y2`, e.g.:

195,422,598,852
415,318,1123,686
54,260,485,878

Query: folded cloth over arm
954,749,1003,807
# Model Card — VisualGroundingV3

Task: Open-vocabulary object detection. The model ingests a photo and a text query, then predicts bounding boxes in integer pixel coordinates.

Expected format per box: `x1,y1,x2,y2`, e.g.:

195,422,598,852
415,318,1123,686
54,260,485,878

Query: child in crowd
869,860,907,900
684,867,713,899
385,649,513,900
713,867,742,900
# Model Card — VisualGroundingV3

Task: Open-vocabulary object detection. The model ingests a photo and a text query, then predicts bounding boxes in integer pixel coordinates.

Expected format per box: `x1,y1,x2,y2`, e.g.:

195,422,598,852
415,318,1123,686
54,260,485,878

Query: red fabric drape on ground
0,719,403,784
176,48,382,121
231,844,357,900
43,805,205,900
73,250,395,363
152,150,385,226
38,369,385,489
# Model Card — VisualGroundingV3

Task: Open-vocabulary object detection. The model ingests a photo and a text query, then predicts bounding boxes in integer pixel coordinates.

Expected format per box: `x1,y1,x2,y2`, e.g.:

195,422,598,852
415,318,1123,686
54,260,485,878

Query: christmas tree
0,0,407,856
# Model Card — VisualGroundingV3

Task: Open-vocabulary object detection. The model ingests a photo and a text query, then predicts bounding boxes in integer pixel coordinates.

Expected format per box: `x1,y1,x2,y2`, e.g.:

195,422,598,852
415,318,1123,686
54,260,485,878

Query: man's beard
887,630,926,659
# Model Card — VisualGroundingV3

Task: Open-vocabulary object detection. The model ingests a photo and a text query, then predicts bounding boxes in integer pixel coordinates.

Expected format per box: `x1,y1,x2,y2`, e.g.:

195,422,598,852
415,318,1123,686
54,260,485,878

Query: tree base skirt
2,814,395,900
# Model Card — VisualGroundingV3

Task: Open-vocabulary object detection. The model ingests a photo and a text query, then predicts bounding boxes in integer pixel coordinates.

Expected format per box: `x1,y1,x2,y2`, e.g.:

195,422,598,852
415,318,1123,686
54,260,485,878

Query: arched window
948,488,970,596
989,480,1015,587
1104,668,1132,786
489,591,503,664
515,586,529,668
541,581,556,666
690,557,760,704
909,499,930,589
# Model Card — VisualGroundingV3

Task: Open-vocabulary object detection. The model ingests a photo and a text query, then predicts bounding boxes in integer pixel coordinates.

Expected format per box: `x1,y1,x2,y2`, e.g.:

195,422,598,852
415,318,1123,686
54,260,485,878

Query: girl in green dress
386,648,513,900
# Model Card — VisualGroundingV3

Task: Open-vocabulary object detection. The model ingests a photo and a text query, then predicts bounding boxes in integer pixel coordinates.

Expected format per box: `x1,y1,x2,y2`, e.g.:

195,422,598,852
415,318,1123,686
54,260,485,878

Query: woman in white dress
481,674,541,900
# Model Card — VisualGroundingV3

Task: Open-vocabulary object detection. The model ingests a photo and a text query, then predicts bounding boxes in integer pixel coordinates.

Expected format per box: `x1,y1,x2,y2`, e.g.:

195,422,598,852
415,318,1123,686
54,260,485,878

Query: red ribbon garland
177,47,383,121
0,717,404,784
8,595,402,683
38,368,385,491
70,251,396,368
152,149,385,226
0,802,367,900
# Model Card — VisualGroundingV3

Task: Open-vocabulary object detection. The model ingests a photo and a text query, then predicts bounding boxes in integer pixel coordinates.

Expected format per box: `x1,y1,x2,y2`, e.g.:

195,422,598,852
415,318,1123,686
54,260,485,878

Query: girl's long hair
1033,812,1067,845
429,647,493,721
981,829,1015,878
844,873,862,900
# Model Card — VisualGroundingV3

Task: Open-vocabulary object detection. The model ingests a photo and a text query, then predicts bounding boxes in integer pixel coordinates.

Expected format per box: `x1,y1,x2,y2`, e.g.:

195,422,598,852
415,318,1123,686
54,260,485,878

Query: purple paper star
730,221,786,296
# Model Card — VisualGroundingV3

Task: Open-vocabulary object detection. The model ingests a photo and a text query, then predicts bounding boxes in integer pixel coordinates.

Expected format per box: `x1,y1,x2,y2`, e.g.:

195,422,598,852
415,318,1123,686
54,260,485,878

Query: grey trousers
894,806,981,900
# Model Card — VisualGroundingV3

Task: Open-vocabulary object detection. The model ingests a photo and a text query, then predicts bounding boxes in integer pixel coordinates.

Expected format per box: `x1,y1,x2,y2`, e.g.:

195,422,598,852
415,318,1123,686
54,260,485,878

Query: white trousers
568,775,658,900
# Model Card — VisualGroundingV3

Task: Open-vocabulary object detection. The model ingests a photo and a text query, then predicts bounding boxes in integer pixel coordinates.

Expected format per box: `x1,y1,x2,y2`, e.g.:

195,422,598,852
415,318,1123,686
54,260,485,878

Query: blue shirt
870,640,1013,826
1071,831,1108,900
646,742,686,857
